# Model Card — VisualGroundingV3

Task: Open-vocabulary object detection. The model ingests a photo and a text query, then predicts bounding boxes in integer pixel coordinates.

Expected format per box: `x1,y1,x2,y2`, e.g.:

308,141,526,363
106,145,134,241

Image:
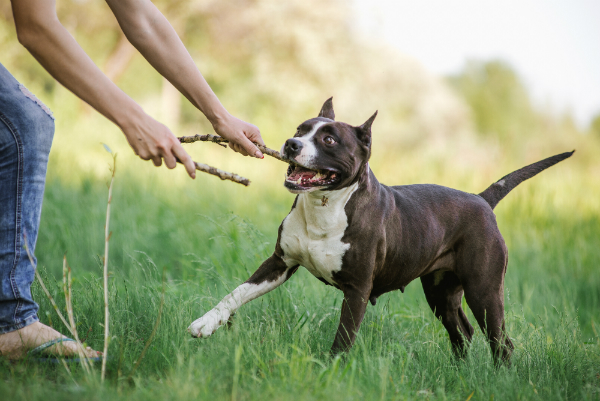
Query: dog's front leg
188,254,298,338
330,287,370,354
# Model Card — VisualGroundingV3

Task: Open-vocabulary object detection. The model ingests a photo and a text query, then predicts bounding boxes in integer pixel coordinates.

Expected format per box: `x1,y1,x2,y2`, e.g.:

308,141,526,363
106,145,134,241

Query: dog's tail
479,151,574,210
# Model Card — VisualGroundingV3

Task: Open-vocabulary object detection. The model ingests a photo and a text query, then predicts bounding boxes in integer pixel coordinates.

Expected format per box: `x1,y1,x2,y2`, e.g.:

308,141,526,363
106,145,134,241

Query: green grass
1,154,599,400
2,5,598,397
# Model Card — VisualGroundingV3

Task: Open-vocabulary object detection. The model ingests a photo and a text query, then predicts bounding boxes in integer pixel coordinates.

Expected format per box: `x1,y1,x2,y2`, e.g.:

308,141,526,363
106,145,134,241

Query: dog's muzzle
282,138,303,160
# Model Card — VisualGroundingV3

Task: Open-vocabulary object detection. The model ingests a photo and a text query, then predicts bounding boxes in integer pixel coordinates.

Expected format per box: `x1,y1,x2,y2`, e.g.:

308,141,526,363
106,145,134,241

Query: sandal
28,337,102,363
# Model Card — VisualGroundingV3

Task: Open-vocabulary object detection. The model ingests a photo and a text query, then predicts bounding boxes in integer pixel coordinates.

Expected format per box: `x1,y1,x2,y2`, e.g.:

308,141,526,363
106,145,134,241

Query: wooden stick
178,134,300,166
175,156,250,186
179,133,228,145
194,161,250,186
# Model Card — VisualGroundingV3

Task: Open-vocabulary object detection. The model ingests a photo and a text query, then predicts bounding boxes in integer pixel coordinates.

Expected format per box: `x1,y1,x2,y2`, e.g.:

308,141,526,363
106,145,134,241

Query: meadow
1,1,599,399
1,104,599,400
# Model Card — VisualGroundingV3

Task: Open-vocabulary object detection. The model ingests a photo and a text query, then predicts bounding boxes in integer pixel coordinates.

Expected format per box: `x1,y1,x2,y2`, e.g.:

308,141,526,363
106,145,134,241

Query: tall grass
1,47,599,400
1,155,598,399
2,0,598,396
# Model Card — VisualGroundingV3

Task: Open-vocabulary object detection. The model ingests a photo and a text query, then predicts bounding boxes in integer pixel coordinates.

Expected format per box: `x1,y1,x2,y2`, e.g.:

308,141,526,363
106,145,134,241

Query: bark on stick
175,157,250,186
178,134,299,166
194,161,250,186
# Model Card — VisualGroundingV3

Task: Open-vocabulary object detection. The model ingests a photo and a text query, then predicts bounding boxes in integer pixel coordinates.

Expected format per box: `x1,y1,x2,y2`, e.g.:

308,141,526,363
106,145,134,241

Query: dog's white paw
188,309,230,338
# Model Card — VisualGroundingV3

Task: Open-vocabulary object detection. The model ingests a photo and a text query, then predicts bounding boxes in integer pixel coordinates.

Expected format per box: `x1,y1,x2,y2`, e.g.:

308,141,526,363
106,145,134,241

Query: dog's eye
323,136,336,145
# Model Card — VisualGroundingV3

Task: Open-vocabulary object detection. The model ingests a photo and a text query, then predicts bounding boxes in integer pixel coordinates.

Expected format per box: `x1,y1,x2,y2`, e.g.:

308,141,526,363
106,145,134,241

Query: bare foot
0,321,100,360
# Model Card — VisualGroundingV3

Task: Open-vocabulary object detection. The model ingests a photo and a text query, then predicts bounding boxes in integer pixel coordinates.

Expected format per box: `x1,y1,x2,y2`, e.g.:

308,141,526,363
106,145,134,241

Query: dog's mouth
284,164,340,191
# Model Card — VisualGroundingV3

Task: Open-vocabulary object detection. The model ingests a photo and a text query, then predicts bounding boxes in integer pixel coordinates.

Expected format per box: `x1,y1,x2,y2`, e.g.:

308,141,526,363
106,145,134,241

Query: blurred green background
0,1,598,399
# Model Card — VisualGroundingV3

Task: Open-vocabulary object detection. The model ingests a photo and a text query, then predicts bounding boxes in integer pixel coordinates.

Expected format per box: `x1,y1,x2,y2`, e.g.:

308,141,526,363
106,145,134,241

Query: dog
188,98,573,362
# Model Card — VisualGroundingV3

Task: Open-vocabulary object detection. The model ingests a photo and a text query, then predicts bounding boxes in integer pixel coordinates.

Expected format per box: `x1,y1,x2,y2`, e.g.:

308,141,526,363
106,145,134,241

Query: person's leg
0,63,98,359
0,63,54,334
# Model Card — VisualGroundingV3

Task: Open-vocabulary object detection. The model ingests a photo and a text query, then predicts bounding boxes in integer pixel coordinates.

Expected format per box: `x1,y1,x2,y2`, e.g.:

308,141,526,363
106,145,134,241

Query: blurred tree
2,0,593,183
0,0,469,149
447,60,538,142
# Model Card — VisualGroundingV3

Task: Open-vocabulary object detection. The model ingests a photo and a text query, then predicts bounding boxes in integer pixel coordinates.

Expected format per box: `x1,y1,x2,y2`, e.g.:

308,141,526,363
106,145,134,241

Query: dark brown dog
189,98,573,362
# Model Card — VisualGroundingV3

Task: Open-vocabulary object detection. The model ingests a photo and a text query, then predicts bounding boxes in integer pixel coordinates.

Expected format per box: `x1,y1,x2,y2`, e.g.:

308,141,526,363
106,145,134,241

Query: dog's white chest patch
279,183,358,284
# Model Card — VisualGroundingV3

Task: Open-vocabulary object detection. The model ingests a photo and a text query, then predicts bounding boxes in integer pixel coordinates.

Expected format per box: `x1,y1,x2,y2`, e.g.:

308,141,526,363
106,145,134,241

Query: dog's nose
284,138,303,157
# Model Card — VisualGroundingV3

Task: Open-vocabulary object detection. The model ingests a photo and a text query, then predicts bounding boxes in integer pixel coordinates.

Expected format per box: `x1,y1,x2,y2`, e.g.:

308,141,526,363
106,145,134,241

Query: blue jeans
0,63,54,334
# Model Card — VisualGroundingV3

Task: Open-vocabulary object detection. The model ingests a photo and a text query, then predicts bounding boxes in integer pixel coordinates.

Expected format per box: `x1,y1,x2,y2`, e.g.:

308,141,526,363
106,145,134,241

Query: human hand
120,109,196,178
212,114,264,158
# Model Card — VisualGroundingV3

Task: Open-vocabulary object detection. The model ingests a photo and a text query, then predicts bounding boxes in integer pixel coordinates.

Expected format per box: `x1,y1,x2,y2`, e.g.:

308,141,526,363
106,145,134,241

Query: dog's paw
188,309,230,338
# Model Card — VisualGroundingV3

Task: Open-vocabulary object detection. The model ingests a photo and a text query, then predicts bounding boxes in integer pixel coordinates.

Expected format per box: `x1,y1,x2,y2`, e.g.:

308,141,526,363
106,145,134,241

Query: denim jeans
0,63,54,334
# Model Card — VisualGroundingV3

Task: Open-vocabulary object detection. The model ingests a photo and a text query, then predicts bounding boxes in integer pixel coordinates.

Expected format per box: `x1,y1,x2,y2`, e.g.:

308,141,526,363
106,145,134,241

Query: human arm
11,0,197,177
105,0,264,158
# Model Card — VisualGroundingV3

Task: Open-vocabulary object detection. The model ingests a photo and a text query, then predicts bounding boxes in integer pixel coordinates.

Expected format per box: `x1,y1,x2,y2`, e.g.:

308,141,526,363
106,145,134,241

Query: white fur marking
497,179,505,187
279,182,359,284
294,121,327,167
188,275,288,337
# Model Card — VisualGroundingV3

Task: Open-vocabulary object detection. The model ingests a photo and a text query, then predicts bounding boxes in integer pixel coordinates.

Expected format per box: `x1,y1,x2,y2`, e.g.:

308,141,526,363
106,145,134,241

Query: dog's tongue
287,167,317,181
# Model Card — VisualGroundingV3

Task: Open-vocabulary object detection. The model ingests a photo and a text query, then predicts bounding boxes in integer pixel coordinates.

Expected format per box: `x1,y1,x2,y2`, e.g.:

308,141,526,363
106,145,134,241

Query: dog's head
281,98,377,194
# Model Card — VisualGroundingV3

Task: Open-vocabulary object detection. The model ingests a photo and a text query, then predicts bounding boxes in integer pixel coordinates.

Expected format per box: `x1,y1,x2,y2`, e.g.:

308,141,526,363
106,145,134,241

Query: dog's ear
356,111,377,145
318,97,335,120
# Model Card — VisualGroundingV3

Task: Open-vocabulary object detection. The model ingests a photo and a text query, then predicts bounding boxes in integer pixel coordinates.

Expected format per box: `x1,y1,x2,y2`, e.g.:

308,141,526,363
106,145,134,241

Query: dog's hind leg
420,271,474,358
188,254,298,338
462,283,513,364
457,236,514,364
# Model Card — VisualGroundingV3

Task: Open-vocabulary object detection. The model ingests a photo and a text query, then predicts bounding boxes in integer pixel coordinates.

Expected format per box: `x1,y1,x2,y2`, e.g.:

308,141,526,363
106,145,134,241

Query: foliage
0,0,470,150
448,60,537,140
446,60,585,160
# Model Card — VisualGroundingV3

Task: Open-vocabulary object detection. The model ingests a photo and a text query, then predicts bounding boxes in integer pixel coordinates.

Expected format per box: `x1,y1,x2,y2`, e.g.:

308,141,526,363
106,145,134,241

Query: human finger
172,143,196,178
161,146,178,170
229,141,249,156
247,124,265,146
237,134,263,159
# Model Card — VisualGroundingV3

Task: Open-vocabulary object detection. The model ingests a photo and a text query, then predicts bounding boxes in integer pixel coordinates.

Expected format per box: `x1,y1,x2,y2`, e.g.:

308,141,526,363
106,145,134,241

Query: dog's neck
295,162,371,213
294,181,358,240
300,181,359,208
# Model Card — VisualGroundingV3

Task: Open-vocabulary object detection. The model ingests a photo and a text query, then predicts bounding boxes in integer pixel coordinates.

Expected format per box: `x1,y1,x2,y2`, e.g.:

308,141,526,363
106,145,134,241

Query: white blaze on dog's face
280,120,327,168
280,98,376,194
